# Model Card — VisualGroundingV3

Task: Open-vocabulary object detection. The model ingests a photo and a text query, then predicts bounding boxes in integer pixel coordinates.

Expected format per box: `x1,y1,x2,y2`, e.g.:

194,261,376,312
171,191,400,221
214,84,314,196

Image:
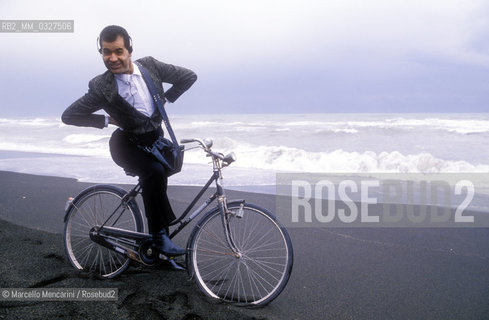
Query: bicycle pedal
166,259,186,271
158,253,168,260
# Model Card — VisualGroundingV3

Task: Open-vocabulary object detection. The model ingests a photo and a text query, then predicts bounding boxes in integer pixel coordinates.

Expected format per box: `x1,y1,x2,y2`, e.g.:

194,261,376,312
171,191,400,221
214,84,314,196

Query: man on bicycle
62,25,197,256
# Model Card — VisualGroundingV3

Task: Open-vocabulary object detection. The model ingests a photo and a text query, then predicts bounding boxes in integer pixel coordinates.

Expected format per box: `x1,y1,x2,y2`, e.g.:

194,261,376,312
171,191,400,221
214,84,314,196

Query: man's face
101,35,133,74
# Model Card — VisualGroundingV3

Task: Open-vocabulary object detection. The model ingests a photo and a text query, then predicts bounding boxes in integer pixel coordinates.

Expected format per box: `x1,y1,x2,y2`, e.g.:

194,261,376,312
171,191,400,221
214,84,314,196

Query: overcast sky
1,0,488,116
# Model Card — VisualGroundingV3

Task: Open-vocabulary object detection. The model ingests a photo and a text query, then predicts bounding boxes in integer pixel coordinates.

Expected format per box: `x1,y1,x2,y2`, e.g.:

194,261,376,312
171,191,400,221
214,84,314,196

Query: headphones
97,34,133,54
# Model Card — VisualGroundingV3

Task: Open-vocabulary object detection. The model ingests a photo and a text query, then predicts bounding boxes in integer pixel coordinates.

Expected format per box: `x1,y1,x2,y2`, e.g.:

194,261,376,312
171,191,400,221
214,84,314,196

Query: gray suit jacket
62,56,197,134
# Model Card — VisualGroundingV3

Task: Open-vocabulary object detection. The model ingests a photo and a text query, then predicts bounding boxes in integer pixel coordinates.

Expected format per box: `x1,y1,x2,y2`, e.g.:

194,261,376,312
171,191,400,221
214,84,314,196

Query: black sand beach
1,171,489,319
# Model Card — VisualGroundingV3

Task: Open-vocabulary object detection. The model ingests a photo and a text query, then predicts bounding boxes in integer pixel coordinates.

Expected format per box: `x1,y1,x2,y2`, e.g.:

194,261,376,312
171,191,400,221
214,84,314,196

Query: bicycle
63,138,293,306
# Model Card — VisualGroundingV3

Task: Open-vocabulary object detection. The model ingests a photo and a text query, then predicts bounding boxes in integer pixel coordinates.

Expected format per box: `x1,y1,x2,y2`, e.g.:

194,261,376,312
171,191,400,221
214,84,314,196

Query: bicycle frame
91,142,242,263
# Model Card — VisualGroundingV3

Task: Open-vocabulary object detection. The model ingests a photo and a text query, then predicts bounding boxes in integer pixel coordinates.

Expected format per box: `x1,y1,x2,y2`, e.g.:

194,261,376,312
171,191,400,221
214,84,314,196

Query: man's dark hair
98,25,133,53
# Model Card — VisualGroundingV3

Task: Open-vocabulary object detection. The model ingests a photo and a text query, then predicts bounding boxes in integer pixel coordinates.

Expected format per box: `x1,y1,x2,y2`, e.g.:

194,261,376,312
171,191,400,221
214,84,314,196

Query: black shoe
154,229,186,257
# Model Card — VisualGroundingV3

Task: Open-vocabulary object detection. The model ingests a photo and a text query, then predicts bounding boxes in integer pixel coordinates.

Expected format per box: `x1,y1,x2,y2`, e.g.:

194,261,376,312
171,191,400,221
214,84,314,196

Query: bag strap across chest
134,61,179,148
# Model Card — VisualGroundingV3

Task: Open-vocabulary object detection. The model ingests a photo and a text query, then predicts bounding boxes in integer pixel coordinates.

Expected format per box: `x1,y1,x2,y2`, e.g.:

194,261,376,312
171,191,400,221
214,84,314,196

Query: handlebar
181,138,213,149
180,138,236,165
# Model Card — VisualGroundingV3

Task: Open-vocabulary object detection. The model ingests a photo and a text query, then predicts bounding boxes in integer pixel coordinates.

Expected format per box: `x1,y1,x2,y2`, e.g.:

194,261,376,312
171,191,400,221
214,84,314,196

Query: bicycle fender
62,184,140,223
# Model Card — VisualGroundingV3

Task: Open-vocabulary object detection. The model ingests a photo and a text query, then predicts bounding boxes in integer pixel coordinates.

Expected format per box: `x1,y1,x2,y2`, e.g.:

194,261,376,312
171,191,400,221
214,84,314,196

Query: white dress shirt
114,62,156,117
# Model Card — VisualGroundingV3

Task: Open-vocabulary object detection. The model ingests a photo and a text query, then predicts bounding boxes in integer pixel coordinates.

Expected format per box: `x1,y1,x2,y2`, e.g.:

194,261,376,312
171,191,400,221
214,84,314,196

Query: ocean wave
3,116,489,136
2,115,489,175
176,135,489,173
0,117,60,127
4,140,485,174
303,118,489,135
172,116,489,136
313,128,359,134
177,120,270,129
0,141,109,157
209,144,489,174
63,134,111,144
382,117,489,135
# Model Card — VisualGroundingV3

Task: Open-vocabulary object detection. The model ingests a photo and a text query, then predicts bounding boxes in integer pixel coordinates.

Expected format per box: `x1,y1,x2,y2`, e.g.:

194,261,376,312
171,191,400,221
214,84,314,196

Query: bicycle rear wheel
188,202,293,306
63,185,142,278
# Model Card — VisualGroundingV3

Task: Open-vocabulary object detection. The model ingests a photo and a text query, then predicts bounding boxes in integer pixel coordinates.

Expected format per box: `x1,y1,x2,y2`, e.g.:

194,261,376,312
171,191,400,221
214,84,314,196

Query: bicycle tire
63,184,143,278
187,201,293,306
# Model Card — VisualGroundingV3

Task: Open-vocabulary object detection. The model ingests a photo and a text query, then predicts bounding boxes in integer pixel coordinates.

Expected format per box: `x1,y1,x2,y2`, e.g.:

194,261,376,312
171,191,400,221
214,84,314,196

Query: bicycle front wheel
63,185,142,278
188,202,293,306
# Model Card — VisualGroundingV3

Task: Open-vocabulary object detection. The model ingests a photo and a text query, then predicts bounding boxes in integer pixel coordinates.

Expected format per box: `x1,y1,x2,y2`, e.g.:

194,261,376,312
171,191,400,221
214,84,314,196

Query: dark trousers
109,128,176,234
